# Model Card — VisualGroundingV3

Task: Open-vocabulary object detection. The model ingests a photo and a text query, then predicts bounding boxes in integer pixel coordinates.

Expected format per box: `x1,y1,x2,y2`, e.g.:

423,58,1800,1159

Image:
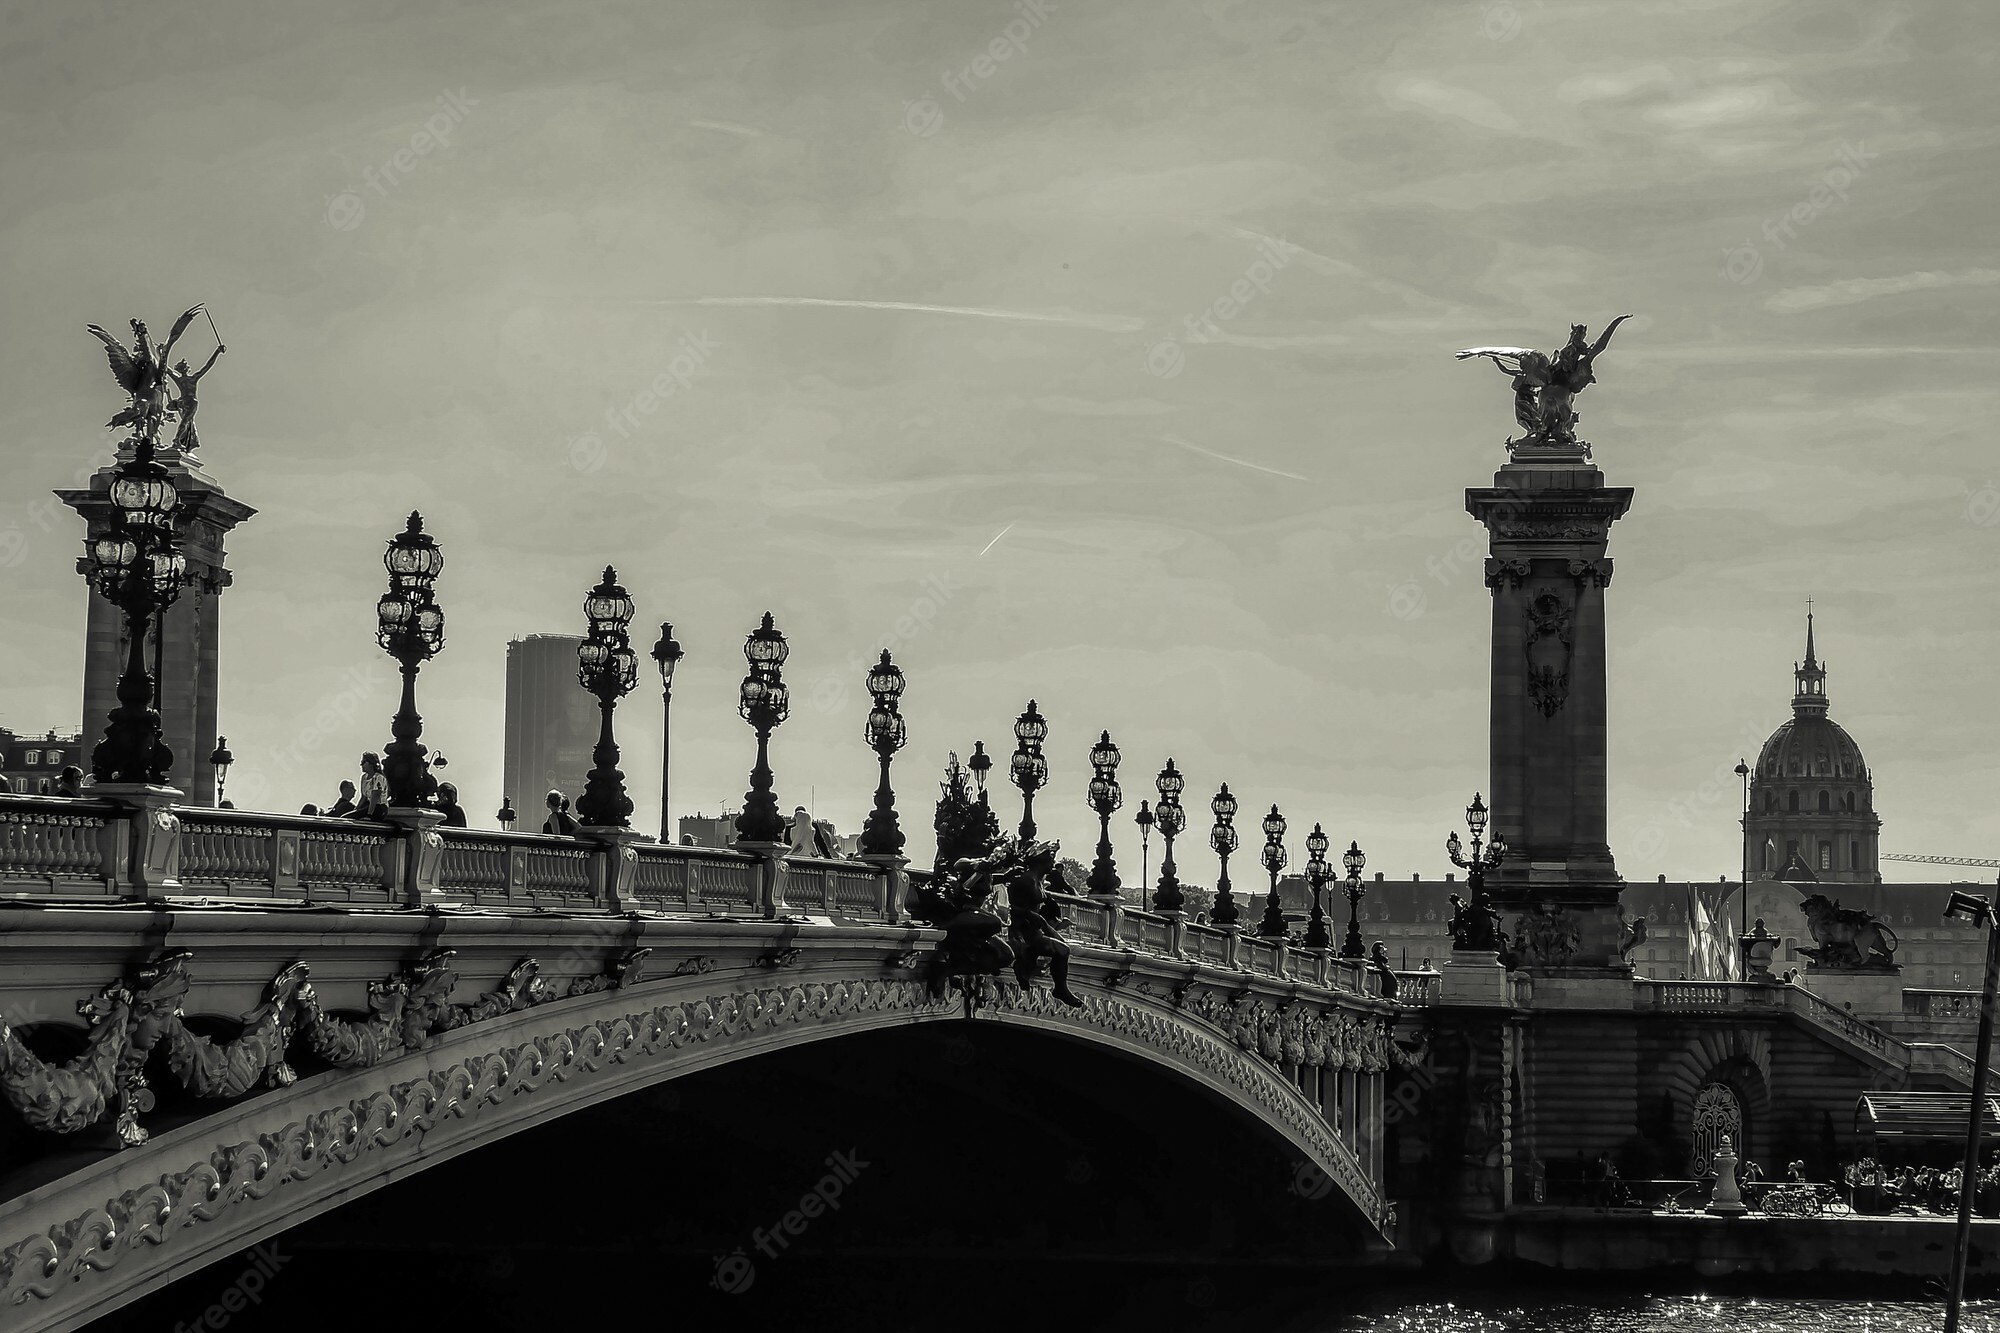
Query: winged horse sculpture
1456,315,1631,448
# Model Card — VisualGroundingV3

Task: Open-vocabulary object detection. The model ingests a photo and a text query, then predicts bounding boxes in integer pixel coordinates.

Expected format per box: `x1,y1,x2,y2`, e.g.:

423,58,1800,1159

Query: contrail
978,523,1015,557
1166,434,1309,482
688,119,762,137
615,296,1144,333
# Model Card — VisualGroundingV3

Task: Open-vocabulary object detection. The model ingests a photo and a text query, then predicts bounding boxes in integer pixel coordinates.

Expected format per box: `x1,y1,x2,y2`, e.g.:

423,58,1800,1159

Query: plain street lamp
84,438,187,785
1257,805,1289,938
1446,792,1507,953
1735,757,1751,977
1010,701,1048,840
1341,840,1368,959
968,740,993,809
1152,759,1185,913
497,796,517,831
1209,784,1240,926
1085,730,1123,900
208,737,233,808
1134,800,1155,904
651,622,684,843
858,650,908,857
1942,882,2000,1333
575,567,639,828
375,512,444,809
733,612,791,844
1302,823,1332,950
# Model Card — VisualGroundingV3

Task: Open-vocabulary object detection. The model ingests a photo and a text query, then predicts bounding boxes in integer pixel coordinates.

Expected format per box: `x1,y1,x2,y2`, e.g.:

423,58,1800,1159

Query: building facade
0,729,84,795
502,635,598,826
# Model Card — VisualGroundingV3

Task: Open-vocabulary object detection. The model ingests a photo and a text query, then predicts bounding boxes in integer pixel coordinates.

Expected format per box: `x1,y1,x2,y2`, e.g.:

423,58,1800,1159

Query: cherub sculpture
1456,315,1630,448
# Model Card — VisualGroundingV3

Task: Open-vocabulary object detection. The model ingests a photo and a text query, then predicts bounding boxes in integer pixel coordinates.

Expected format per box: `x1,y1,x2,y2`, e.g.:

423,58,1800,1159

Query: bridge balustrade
1905,988,1979,1021
0,794,118,894
1391,969,1440,1007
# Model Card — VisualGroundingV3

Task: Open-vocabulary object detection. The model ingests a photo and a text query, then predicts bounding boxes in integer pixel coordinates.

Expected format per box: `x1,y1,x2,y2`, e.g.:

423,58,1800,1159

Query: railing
1906,988,1980,1021
1791,984,1896,1060
0,798,1391,1005
0,795,116,891
1638,978,1911,1069
1908,1042,1978,1087
1391,969,1440,1007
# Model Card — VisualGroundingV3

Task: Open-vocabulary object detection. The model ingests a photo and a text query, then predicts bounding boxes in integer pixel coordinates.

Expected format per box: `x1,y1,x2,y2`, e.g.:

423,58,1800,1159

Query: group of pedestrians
302,752,466,826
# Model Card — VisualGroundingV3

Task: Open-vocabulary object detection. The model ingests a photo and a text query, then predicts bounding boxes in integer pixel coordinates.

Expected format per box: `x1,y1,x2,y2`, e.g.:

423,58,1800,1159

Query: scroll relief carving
1524,586,1575,718
0,946,651,1149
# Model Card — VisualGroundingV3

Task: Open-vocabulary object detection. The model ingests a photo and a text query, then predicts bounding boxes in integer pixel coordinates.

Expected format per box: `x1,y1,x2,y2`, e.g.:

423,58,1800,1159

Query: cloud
618,295,1146,333
1381,77,1520,133
1764,269,2000,315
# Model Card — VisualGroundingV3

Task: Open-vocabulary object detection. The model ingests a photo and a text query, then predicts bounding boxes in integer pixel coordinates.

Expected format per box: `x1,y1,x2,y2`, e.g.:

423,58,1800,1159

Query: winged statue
85,305,216,447
1456,315,1630,449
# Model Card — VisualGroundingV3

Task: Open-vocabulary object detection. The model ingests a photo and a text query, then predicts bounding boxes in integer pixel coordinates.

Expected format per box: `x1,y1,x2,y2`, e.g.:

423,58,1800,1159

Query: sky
1,0,1996,885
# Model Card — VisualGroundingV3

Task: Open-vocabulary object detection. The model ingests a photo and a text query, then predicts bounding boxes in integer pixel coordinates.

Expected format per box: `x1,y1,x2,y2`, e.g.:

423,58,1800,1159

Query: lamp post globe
1209,783,1241,926
376,512,445,810
1340,839,1368,959
1446,792,1507,954
1257,805,1289,939
1085,730,1124,900
575,567,639,829
85,438,188,786
1302,823,1333,950
208,738,233,808
858,649,909,858
1151,759,1186,913
733,612,791,844
1010,701,1048,840
967,740,993,805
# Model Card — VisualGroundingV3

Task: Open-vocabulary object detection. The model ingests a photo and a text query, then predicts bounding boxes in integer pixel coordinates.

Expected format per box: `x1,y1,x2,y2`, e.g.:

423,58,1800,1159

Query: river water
1318,1290,1994,1331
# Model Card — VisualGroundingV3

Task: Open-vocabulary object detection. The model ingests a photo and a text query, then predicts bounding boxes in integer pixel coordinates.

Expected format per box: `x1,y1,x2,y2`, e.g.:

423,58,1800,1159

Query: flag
1686,884,1730,981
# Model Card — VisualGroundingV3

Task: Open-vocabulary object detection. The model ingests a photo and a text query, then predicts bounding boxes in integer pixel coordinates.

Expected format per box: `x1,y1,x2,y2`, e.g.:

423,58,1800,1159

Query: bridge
0,793,1415,1332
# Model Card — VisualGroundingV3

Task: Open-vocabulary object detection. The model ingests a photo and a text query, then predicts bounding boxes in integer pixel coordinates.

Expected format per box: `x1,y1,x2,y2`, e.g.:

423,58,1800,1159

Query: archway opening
89,1021,1381,1331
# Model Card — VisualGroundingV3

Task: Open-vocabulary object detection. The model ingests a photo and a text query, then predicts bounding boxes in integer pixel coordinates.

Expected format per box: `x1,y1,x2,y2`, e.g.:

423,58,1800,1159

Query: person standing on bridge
543,789,580,836
436,782,467,828
787,805,815,855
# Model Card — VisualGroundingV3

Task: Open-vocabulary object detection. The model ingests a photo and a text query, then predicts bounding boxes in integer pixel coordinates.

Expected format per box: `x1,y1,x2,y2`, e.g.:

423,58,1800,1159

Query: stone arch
0,966,1388,1331
1661,1027,1774,1169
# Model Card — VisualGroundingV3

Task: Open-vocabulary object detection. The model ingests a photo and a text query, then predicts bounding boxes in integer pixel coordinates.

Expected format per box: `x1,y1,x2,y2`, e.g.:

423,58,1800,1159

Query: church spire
1793,600,1827,717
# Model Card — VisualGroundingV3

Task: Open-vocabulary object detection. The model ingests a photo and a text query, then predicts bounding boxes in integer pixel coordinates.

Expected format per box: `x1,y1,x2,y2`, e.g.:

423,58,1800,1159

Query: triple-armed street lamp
82,438,187,785
1302,824,1332,950
858,650,908,857
1446,792,1508,952
1257,805,1289,938
1085,731,1123,899
651,622,684,843
1209,784,1240,926
1152,759,1185,913
1340,840,1369,960
375,513,445,809
1009,701,1048,840
733,612,791,844
575,568,639,829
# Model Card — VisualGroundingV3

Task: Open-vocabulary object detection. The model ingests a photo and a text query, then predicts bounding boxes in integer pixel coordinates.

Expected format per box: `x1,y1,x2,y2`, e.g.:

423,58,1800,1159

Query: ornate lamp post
82,439,187,785
208,738,233,807
575,568,639,828
1085,731,1123,900
1302,823,1332,950
651,622,684,843
1257,805,1289,938
858,650,908,857
1009,701,1048,840
1152,759,1186,913
1209,784,1240,926
374,513,445,809
1134,800,1155,902
1340,840,1368,959
733,612,791,844
967,740,992,809
1445,792,1508,953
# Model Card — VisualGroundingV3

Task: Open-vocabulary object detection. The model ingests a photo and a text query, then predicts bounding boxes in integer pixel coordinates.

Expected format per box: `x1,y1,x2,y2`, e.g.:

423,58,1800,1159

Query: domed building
1745,612,1881,884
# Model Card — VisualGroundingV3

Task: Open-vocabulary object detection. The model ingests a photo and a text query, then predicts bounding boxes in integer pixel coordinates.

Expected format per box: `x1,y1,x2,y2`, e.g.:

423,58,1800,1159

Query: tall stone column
1466,441,1632,971
60,447,255,808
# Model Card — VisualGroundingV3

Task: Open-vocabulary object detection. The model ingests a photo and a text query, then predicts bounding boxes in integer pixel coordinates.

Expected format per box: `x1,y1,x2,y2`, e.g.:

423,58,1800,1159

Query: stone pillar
583,826,648,912
854,853,908,925
738,840,790,918
384,807,451,907
1467,441,1633,969
94,782,185,898
60,447,256,808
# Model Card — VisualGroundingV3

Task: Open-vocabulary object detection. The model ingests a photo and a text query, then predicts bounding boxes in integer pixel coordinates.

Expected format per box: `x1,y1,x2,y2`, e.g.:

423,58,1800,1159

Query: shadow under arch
2,964,1385,1332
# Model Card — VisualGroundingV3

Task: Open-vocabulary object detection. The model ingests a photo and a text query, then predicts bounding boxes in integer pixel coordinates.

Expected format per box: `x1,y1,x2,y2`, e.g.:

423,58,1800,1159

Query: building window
1850,839,1860,870
1818,790,1831,813
44,750,61,766
23,750,39,766
36,779,51,794
1788,790,1800,813
1819,844,1832,872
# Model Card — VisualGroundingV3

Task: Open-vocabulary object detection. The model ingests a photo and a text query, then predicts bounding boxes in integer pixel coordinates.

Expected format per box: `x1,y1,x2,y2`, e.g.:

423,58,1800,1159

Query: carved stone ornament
1523,587,1574,718
1567,557,1613,587
1483,557,1532,590
1511,905,1583,969
1492,520,1603,542
0,946,650,1149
